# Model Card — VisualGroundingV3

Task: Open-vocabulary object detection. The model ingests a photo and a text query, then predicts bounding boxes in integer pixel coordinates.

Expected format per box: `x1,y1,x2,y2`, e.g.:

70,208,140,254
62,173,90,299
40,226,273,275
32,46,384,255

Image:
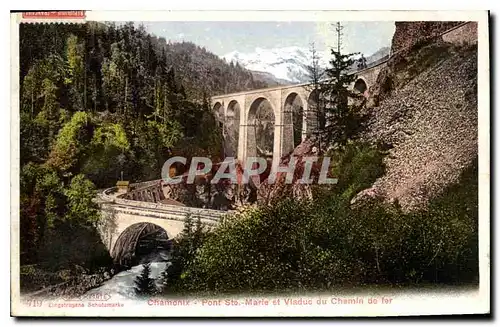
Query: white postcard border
10,10,490,317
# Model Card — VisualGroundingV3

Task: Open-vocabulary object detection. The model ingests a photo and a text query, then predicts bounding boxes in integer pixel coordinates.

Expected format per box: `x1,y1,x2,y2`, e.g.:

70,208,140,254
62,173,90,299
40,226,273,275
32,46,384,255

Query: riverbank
21,265,119,298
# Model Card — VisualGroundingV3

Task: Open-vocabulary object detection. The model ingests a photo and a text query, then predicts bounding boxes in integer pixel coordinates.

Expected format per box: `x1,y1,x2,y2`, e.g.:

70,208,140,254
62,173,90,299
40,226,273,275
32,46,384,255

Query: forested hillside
20,21,267,181
19,22,264,280
20,22,265,99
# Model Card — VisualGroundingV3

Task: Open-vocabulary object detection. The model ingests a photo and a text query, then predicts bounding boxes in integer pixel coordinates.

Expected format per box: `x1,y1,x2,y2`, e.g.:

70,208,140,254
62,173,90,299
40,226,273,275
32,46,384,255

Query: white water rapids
84,252,171,300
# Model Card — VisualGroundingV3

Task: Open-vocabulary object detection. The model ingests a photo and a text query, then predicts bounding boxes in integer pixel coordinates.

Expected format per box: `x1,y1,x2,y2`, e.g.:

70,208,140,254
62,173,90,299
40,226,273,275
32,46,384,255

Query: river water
84,252,170,300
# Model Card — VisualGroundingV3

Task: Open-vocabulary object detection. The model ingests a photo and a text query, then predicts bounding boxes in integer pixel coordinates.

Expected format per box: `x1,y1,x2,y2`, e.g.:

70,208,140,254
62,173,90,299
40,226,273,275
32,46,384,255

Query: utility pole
336,22,343,54
306,42,324,152
335,22,344,82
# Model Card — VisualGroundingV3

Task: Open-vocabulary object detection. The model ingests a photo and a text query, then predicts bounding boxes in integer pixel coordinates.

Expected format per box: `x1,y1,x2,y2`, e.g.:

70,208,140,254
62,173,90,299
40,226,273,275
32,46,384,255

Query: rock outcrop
391,21,464,54
256,137,326,205
162,162,261,210
356,41,478,211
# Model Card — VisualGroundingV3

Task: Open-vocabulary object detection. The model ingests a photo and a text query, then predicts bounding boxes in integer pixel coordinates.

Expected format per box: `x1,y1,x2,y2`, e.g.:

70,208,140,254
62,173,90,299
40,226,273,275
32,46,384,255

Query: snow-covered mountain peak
222,46,327,84
222,46,390,84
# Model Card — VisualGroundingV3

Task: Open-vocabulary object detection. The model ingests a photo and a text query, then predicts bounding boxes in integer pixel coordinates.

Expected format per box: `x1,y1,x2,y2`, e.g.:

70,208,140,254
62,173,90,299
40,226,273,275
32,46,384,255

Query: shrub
179,200,320,293
166,157,478,294
329,142,387,200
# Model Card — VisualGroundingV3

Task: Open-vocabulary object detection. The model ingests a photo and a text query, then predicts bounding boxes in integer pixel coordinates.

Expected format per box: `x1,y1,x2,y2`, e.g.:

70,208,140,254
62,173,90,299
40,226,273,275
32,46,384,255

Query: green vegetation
328,142,387,200
164,150,477,294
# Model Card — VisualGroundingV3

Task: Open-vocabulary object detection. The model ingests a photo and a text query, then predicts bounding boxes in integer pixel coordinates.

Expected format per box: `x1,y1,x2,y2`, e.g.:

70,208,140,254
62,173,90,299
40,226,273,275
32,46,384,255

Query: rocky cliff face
356,40,478,211
391,22,464,54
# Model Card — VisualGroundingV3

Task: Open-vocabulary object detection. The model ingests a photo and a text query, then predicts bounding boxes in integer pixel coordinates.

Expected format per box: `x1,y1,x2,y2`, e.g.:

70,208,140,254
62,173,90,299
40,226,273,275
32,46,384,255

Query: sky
141,21,396,57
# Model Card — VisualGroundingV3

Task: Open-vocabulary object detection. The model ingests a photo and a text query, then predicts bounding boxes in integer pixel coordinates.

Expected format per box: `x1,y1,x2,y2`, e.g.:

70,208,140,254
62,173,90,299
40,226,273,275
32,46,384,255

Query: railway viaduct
210,61,386,167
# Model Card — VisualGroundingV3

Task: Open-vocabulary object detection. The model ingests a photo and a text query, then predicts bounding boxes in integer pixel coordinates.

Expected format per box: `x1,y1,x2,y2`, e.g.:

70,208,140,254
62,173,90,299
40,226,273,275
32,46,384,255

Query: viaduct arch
283,92,305,151
354,78,368,95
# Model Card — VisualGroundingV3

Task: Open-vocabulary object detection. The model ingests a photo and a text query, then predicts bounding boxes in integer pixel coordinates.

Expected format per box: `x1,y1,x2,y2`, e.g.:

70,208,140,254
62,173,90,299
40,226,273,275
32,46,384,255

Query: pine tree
134,263,157,296
313,23,367,151
159,214,204,294
193,216,205,248
181,213,194,238
158,265,170,292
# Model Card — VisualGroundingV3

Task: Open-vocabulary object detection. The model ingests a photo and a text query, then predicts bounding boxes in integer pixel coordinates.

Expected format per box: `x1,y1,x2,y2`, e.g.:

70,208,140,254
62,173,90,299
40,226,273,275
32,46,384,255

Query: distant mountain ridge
249,70,291,87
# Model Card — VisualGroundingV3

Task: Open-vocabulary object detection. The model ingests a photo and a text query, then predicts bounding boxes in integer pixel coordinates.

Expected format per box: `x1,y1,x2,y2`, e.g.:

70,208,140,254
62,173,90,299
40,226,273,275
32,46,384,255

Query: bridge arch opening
224,100,241,158
111,222,170,267
283,92,304,152
354,78,368,95
247,97,275,160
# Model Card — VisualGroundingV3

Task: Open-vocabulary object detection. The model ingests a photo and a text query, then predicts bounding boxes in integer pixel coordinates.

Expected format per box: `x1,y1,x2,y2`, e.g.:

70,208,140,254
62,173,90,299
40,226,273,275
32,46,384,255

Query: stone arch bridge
97,181,226,266
211,61,385,167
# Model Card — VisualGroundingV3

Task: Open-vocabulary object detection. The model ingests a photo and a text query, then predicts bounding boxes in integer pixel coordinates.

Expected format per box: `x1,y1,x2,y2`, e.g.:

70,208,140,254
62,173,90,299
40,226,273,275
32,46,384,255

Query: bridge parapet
103,203,223,224
100,183,228,222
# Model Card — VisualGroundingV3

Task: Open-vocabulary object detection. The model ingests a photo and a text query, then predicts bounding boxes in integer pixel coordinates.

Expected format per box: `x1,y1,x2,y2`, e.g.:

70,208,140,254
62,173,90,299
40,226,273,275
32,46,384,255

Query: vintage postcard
10,10,490,317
